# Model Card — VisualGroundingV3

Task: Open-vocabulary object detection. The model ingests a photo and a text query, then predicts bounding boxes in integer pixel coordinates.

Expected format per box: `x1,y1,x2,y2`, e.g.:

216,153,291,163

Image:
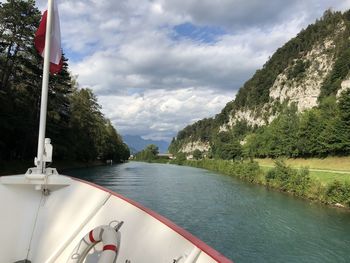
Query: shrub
266,159,311,196
266,159,293,190
326,180,350,206
173,152,187,165
288,167,312,197
230,161,261,183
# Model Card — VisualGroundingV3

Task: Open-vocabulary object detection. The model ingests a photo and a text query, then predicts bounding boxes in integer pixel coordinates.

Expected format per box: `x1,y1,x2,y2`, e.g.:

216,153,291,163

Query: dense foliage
244,91,350,158
134,144,159,161
0,0,129,164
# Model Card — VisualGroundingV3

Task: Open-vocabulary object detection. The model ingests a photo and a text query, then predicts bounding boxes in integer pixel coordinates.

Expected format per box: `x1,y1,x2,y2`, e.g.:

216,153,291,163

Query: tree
68,88,100,161
135,144,159,161
146,144,159,156
176,152,187,163
193,149,202,160
316,96,342,156
100,120,130,162
338,89,350,153
0,0,42,160
297,109,323,156
0,0,41,90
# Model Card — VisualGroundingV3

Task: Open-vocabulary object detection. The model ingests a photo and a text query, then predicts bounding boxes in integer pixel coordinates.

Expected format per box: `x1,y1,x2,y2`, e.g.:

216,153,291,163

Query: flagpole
36,0,54,174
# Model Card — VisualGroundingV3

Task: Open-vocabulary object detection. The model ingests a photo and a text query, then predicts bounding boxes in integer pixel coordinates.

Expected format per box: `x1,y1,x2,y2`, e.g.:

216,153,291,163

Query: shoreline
141,158,350,210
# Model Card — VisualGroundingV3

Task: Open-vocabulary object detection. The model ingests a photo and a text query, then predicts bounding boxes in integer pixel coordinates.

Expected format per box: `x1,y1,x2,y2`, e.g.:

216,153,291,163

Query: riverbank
167,159,350,209
0,159,107,175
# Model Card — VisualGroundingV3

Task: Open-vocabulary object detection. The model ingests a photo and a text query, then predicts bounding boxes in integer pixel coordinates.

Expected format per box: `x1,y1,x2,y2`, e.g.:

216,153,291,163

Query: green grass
256,157,350,171
260,165,350,186
311,171,350,185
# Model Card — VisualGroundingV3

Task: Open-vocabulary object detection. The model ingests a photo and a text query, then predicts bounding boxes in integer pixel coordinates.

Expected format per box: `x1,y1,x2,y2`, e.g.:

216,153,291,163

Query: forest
0,0,129,165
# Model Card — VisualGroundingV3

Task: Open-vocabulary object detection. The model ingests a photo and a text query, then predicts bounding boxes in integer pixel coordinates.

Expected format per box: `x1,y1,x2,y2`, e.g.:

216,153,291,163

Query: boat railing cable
25,191,46,261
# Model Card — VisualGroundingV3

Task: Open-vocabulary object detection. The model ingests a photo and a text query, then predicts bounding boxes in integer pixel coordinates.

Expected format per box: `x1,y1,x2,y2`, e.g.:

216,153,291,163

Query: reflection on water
68,162,350,263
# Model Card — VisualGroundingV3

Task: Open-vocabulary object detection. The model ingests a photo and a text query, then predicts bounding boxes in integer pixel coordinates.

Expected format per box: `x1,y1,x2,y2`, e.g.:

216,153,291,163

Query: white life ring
68,225,120,263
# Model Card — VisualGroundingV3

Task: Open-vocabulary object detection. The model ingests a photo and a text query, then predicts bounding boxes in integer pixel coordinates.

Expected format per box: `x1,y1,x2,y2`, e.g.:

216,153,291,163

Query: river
67,161,350,263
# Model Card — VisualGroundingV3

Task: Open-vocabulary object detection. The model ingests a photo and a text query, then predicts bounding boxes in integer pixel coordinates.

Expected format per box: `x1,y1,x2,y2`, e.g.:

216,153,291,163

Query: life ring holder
68,221,123,263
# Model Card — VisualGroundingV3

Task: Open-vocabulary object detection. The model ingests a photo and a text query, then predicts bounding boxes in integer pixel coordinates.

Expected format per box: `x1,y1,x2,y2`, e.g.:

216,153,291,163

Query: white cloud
158,0,350,29
35,0,350,141
98,88,232,141
70,32,268,95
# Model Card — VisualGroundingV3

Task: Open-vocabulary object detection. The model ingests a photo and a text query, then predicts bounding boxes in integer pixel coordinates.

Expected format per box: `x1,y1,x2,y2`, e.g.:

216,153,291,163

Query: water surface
67,162,350,263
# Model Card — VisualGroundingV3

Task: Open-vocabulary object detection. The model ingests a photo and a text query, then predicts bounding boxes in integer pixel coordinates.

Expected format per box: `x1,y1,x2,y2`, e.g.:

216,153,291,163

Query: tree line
0,0,129,164
134,144,159,161
244,90,350,158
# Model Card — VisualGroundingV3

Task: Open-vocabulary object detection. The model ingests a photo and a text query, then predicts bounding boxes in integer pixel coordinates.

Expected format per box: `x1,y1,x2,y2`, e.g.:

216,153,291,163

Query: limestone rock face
269,39,336,112
223,32,343,129
180,140,210,153
219,109,266,132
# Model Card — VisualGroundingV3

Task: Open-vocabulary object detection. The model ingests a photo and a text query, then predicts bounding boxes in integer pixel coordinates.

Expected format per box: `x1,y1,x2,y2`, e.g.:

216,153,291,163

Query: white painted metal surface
36,0,54,173
0,174,232,263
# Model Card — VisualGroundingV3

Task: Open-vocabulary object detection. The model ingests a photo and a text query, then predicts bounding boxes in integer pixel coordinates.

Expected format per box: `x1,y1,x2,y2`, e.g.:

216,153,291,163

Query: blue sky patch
62,40,101,63
172,22,226,44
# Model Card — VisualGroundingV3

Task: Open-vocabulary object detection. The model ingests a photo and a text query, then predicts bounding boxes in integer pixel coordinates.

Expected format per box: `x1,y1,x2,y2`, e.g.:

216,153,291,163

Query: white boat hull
0,174,232,263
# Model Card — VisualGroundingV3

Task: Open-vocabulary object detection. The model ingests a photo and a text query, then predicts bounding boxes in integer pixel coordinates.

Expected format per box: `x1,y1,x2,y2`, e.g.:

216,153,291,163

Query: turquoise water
67,162,350,263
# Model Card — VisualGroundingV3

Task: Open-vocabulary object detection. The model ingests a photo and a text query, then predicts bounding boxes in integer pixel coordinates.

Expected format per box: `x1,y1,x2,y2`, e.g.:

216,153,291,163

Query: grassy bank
256,157,350,171
259,166,350,186
171,159,350,209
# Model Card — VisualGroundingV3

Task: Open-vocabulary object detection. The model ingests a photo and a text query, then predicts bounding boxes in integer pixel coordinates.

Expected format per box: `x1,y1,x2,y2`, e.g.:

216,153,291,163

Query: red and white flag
34,1,63,74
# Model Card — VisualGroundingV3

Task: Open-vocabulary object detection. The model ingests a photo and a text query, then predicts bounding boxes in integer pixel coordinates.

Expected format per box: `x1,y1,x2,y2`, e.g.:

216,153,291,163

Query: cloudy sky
36,0,350,141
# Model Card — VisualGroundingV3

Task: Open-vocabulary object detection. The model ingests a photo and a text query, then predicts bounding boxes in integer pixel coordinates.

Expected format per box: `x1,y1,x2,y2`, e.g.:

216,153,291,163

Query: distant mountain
123,135,169,154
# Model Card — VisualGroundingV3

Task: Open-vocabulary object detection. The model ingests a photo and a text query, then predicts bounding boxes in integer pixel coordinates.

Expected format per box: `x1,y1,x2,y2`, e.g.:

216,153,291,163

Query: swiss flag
34,1,62,74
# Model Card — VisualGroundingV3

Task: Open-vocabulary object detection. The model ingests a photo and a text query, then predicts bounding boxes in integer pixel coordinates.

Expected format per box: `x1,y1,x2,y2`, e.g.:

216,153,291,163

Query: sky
36,0,350,142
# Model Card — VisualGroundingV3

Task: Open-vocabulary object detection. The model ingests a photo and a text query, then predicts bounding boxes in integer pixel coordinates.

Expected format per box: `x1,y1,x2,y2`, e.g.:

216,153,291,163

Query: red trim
72,177,233,263
103,244,117,252
89,230,96,243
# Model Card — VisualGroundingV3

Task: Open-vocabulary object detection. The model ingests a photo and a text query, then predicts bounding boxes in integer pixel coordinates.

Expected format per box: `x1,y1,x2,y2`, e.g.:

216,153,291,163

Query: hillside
169,10,350,159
